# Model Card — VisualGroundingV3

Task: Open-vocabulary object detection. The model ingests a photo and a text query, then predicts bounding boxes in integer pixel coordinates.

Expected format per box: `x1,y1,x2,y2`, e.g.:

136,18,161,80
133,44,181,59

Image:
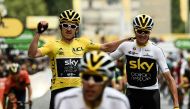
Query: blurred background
0,0,190,109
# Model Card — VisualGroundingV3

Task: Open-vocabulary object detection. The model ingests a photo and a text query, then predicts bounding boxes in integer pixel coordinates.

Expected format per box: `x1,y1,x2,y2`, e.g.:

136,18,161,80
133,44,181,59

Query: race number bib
56,58,80,77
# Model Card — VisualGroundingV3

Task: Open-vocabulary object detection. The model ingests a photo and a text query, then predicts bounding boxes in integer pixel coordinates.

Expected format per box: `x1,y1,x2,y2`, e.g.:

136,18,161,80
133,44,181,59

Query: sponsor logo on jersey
72,47,84,55
133,47,136,50
64,59,79,66
128,51,138,55
129,58,154,72
143,53,153,57
145,49,150,51
56,58,80,77
131,72,151,81
56,48,64,55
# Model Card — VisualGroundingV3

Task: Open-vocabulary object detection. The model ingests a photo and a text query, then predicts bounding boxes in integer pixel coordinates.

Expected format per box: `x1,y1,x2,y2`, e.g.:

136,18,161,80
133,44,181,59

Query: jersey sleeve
39,41,52,56
156,47,170,73
82,38,101,51
110,42,125,60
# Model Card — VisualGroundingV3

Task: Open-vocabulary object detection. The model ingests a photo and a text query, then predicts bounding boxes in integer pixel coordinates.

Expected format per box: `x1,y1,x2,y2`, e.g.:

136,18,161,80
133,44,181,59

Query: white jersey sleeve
155,47,170,73
110,42,126,60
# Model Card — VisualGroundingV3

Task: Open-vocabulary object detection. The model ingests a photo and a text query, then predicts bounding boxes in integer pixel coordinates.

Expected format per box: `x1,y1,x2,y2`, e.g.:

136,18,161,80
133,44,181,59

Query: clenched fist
37,21,48,34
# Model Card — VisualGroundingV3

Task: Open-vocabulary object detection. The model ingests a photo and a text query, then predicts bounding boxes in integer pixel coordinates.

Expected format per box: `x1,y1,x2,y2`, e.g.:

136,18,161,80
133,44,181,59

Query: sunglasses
60,23,78,29
81,73,105,83
136,29,150,34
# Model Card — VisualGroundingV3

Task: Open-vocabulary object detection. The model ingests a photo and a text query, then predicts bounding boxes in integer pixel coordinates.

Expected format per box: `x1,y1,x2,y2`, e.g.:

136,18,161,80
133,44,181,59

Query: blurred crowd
159,49,190,108
0,43,49,76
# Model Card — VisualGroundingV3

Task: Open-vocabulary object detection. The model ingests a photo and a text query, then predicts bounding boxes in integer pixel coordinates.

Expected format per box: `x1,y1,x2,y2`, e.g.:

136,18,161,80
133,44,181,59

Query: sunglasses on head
60,23,78,29
136,29,150,34
81,73,105,83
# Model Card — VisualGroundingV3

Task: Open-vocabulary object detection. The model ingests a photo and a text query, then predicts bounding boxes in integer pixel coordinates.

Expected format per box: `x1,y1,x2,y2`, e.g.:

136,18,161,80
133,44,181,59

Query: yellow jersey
39,37,101,90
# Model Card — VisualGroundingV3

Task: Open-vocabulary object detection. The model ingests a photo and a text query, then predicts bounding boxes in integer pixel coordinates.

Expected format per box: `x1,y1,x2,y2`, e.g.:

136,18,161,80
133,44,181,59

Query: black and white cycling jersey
110,40,170,90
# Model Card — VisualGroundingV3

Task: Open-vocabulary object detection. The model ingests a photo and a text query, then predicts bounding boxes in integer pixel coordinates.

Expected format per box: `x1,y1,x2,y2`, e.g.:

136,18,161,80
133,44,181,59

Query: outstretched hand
37,21,48,34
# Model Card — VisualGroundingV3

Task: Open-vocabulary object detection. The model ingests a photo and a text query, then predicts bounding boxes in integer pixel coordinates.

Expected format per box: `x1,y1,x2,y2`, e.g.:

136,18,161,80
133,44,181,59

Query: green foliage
45,0,73,15
171,0,185,33
4,0,48,22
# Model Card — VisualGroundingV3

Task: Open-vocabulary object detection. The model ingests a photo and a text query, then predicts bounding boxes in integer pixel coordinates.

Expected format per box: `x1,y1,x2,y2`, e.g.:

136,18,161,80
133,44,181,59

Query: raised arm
28,21,48,58
100,37,135,52
28,33,42,58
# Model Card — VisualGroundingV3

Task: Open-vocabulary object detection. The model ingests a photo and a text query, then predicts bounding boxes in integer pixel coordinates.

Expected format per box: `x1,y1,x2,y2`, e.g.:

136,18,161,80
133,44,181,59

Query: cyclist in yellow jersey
28,9,132,109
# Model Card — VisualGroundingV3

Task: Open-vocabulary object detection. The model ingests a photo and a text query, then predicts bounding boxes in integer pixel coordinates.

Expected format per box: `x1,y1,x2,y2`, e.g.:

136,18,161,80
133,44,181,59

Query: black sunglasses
82,73,104,83
136,29,150,34
60,23,78,29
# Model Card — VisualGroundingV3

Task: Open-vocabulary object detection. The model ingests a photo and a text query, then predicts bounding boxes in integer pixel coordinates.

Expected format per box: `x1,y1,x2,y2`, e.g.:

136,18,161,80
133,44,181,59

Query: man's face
81,73,107,102
60,22,78,40
135,29,151,46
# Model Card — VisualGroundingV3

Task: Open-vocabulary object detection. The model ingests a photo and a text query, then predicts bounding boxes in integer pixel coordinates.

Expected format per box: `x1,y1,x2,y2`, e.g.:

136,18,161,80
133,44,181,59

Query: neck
86,100,101,109
85,93,103,109
136,41,148,47
61,37,74,44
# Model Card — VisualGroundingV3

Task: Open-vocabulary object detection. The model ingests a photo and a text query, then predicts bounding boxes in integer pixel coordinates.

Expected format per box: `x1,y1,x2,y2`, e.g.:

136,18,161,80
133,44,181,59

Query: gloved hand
37,21,48,34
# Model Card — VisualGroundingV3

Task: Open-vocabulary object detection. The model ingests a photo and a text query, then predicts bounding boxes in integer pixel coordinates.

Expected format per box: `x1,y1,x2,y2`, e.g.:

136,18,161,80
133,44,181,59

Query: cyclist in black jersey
110,14,179,109
28,9,132,109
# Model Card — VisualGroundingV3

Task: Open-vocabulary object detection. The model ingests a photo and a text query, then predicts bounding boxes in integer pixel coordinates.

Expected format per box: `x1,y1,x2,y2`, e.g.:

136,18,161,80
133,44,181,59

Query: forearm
28,33,40,57
166,77,179,107
101,38,129,52
27,85,32,101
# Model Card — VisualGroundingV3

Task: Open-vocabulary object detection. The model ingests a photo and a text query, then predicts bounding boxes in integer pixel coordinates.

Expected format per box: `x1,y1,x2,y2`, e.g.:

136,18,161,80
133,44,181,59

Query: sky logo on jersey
65,59,79,66
57,58,81,77
129,58,154,72
72,47,84,55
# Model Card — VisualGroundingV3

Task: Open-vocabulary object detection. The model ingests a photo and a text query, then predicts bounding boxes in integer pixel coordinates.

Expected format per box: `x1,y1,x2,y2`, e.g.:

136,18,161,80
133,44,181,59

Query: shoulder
149,41,163,51
74,37,90,42
118,41,134,50
44,40,60,45
55,88,81,101
19,70,29,76
104,87,128,102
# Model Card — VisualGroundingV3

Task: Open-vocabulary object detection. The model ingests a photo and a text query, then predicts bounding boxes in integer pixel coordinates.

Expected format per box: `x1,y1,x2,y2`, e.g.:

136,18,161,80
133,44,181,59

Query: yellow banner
26,16,59,29
0,18,23,37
